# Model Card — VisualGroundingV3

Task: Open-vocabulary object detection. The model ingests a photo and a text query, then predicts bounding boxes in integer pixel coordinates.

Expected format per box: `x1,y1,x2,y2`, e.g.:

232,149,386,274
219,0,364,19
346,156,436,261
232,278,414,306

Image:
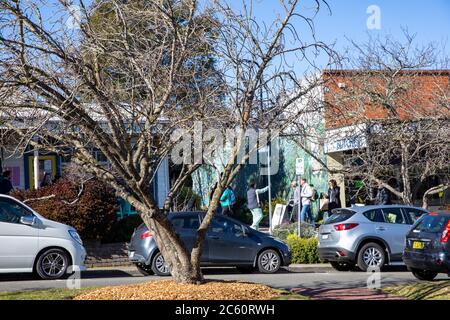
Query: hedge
286,234,320,264
12,178,118,242
273,222,316,241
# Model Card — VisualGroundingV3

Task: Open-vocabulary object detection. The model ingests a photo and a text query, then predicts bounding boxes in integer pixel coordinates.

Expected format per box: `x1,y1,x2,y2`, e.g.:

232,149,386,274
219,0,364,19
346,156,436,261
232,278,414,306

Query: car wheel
257,249,281,274
36,248,70,280
151,252,171,276
357,242,386,272
411,269,438,281
236,266,256,274
330,261,355,271
136,263,154,276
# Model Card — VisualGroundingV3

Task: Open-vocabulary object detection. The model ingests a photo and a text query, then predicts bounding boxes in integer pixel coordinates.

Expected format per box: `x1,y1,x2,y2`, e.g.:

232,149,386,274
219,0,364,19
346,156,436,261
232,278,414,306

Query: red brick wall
323,70,450,129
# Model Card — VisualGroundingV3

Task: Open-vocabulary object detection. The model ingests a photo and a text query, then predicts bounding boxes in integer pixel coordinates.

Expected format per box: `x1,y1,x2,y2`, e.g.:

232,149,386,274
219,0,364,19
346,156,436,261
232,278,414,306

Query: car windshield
324,209,356,225
413,214,449,233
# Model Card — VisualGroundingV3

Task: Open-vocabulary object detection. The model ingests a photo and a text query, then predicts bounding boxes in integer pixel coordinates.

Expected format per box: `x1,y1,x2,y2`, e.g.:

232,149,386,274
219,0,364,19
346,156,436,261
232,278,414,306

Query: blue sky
37,0,449,71
252,0,450,49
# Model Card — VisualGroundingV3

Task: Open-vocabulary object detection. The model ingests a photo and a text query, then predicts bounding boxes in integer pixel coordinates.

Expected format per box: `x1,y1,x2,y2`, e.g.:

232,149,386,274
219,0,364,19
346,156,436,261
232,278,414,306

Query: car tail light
334,223,359,231
440,220,450,243
140,231,153,240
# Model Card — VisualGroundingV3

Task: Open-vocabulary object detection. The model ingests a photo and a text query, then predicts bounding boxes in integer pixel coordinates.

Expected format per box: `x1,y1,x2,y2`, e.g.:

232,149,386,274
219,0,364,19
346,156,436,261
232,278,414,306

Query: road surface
0,266,448,293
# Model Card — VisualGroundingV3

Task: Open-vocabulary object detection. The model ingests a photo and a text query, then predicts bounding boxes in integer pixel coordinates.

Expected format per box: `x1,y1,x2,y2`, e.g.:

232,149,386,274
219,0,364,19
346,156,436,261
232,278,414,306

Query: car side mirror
20,216,36,226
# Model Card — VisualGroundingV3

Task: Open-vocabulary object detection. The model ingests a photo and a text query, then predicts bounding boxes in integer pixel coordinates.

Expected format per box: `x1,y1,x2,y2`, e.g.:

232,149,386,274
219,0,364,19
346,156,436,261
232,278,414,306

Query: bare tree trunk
400,142,413,205
141,212,203,284
422,184,450,210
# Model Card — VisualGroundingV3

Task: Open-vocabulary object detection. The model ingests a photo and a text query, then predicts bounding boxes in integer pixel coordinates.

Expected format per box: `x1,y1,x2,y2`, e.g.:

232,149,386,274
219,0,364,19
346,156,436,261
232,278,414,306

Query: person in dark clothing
327,179,341,216
0,170,13,195
375,184,391,205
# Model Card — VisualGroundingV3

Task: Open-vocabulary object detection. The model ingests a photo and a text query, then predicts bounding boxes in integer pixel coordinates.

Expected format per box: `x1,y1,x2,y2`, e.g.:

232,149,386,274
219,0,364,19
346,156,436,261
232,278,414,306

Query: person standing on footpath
327,179,341,217
220,184,236,216
300,178,314,225
288,180,301,222
246,180,268,230
0,170,13,195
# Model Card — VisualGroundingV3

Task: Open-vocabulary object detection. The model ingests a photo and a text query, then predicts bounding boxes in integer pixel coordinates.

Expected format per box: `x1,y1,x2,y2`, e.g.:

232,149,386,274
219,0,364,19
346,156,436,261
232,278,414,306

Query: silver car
318,205,428,271
0,195,86,279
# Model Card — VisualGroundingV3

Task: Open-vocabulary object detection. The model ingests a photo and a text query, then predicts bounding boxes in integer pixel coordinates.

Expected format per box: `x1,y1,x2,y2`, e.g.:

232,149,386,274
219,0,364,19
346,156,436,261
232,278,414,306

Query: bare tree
0,0,335,283
325,34,450,208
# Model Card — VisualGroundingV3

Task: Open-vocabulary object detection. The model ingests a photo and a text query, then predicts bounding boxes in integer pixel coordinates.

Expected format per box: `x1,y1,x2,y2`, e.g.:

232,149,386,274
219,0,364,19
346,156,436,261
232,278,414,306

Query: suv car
318,205,428,271
128,212,291,276
403,211,450,280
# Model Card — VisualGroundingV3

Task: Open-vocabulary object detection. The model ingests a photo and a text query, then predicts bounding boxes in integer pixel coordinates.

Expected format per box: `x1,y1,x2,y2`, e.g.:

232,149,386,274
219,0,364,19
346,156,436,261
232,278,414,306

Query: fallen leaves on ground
74,279,279,300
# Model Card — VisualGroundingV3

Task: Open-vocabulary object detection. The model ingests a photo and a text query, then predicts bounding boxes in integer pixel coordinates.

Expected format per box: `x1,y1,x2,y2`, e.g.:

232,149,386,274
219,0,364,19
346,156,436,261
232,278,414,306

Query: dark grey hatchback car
128,212,291,276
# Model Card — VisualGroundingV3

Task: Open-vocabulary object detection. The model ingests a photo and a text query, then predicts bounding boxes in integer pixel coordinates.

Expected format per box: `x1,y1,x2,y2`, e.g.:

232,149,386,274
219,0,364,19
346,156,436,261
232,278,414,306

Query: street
0,266,448,294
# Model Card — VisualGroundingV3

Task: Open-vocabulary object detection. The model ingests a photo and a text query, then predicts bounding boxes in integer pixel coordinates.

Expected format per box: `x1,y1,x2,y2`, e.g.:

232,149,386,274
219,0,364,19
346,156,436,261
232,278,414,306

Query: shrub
273,222,316,241
286,234,320,264
101,214,143,243
12,178,118,242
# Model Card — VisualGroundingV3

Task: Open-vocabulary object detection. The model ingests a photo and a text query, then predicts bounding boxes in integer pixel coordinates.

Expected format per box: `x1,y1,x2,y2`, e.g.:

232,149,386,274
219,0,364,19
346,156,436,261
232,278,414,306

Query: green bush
273,222,316,241
101,214,143,243
286,234,320,264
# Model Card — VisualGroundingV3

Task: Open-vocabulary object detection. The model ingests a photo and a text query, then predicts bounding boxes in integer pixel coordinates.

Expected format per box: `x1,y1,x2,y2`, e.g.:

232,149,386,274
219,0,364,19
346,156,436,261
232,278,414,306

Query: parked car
403,211,450,280
318,205,428,271
128,212,291,276
0,194,86,279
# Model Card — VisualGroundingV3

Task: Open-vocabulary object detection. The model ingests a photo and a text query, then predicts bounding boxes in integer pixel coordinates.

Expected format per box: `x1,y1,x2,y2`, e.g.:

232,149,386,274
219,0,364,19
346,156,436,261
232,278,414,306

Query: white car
0,194,86,279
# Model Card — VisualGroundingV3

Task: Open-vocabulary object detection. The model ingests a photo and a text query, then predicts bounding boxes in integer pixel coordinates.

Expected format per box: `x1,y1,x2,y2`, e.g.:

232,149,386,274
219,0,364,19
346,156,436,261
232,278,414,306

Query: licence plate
412,241,425,249
321,234,329,240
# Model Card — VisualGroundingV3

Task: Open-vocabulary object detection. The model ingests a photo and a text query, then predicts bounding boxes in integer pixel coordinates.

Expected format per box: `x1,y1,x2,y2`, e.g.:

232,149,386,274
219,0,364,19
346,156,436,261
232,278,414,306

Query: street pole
33,149,39,189
267,144,272,235
297,175,301,238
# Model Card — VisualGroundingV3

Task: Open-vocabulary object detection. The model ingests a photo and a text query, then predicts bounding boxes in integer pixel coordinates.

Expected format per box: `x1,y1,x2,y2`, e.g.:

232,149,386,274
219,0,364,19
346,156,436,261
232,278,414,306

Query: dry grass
74,279,280,300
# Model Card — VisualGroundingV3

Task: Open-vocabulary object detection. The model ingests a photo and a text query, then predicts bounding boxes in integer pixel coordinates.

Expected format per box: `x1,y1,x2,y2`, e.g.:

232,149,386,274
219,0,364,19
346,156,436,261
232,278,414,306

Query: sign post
295,158,304,237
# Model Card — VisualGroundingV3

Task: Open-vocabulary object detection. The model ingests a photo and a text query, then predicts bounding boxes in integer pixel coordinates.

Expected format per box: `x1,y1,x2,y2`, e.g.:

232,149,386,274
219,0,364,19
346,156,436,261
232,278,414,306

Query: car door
170,214,208,262
206,216,254,264
0,197,39,271
380,207,411,259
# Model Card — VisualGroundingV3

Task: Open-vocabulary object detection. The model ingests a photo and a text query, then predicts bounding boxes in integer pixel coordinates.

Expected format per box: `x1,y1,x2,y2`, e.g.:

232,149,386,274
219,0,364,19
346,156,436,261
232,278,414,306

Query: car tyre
257,249,281,274
35,248,70,280
151,252,171,276
330,261,355,271
411,269,438,281
136,263,154,276
357,242,386,272
236,266,256,274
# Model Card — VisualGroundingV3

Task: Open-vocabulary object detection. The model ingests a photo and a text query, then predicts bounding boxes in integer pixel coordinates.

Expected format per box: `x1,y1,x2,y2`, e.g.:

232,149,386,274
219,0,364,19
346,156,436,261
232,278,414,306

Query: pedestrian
40,172,52,188
246,180,268,230
327,179,341,217
220,184,236,216
287,180,301,222
0,170,14,195
299,178,314,225
375,183,391,205
309,183,319,222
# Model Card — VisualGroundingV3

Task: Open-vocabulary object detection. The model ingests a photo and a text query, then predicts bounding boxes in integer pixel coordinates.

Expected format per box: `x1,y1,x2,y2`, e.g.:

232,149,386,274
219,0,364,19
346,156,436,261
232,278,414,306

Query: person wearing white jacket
300,178,314,225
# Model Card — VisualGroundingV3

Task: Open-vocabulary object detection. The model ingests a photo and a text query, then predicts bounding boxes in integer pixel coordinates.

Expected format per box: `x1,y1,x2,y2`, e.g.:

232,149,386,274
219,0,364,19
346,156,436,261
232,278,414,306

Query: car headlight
69,230,83,245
